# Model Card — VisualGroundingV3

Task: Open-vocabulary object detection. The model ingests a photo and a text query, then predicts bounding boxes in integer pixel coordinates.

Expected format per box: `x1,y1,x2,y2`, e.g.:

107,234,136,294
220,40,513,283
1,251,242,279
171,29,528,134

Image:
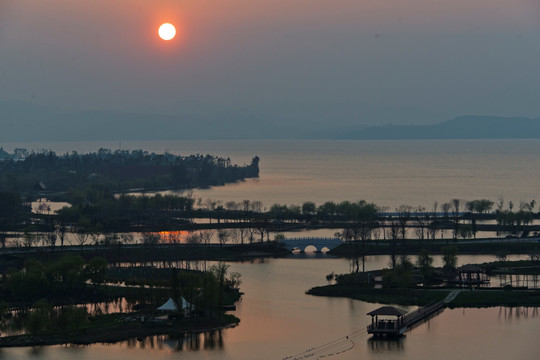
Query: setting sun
158,23,176,40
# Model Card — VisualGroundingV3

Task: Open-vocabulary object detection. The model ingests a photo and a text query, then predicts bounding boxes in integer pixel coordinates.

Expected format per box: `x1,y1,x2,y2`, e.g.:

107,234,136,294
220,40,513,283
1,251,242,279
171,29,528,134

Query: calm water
4,139,540,209
2,139,540,358
1,256,539,359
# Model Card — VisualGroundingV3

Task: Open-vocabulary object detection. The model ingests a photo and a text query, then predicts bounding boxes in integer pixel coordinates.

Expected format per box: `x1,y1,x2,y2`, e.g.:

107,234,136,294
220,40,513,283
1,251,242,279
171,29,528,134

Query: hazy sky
2,0,540,127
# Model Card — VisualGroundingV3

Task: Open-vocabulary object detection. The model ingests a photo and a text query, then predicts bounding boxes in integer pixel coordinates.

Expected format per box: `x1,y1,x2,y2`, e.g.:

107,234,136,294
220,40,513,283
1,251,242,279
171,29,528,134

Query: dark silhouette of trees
0,192,27,244
396,205,412,251
302,201,316,215
0,149,260,195
441,245,458,272
389,221,400,269
416,249,434,285
339,200,378,273
451,199,462,240
2,255,102,301
217,229,230,246
414,206,429,243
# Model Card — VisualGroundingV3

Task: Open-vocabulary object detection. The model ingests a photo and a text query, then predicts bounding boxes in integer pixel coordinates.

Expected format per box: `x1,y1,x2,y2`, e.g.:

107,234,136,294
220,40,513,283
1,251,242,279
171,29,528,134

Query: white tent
157,298,178,311
179,297,194,312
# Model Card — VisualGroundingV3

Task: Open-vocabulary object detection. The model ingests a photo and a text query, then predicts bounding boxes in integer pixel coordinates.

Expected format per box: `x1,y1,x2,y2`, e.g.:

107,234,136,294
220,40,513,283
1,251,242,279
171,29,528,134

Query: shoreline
0,315,239,348
307,285,540,308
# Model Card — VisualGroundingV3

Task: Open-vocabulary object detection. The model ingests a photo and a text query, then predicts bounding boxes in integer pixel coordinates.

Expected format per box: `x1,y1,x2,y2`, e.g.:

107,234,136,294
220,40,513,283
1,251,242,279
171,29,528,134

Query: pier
367,290,459,337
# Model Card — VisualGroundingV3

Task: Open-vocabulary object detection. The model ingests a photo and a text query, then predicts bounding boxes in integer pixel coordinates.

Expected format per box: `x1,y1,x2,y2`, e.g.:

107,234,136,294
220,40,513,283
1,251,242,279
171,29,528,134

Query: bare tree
341,227,354,243
414,206,429,242
23,231,37,249
44,232,57,248
90,232,102,246
237,226,249,245
247,227,255,244
142,232,160,245
250,201,263,213
441,202,451,218
217,229,230,246
225,201,238,211
371,226,381,241
186,232,201,244
396,205,412,243
451,199,461,240
229,228,241,244
496,196,504,212
377,205,390,239
252,216,270,242
75,230,89,249
204,198,218,211
427,221,438,240
199,230,213,245
254,226,266,242
55,224,67,251
389,221,400,269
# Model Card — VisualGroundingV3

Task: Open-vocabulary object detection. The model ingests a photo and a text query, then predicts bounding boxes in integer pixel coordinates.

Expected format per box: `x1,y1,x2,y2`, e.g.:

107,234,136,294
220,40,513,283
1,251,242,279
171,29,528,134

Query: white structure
157,297,194,313
157,298,178,311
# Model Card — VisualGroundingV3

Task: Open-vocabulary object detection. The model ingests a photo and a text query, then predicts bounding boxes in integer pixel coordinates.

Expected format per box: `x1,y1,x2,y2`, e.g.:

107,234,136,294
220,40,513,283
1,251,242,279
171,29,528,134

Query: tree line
0,148,259,194
2,190,540,250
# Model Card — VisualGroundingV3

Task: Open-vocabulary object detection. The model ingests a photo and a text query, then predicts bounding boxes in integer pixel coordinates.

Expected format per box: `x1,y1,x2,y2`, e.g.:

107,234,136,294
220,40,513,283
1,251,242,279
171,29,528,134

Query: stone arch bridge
279,237,343,252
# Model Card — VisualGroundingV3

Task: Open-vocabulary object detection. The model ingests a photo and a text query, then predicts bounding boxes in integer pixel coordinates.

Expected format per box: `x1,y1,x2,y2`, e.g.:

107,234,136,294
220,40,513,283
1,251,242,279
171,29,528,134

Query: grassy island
307,250,540,308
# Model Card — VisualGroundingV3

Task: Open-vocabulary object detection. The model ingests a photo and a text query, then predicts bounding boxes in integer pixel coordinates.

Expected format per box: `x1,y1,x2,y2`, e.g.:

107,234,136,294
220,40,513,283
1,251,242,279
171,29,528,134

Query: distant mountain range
1,101,539,141
338,116,540,140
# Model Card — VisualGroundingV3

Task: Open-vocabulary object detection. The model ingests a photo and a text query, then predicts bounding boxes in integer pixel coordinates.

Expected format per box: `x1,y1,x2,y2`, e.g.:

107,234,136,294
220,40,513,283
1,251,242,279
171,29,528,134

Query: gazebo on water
366,306,408,336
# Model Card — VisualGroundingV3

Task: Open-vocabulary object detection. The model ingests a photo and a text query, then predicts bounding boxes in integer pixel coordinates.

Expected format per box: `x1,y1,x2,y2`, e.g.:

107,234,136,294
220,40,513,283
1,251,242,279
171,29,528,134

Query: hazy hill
1,101,539,141
338,116,540,140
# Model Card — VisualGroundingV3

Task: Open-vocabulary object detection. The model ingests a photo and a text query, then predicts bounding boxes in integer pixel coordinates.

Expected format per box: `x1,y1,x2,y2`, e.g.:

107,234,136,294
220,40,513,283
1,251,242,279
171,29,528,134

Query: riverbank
0,313,239,348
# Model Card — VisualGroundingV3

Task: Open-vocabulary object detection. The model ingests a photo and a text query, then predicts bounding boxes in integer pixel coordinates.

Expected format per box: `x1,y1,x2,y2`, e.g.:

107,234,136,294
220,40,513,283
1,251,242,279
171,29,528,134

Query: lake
1,255,539,359
4,139,540,209
1,139,540,358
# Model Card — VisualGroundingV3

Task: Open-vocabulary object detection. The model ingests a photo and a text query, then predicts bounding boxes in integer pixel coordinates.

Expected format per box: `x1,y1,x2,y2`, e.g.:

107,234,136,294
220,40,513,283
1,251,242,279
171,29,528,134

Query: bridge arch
280,237,343,253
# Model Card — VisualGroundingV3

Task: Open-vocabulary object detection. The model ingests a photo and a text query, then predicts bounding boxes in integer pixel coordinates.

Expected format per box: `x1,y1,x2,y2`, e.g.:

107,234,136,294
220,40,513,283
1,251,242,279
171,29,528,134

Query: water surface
5,139,540,209
2,256,539,359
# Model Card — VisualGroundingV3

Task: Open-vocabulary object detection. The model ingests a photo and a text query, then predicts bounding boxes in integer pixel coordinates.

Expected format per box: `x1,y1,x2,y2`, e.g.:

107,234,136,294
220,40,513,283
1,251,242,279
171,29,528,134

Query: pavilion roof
458,264,484,273
366,306,408,317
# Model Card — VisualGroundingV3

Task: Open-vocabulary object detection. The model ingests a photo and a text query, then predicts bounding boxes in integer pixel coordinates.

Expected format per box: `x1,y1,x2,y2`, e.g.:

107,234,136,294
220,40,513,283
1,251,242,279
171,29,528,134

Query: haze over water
5,139,540,209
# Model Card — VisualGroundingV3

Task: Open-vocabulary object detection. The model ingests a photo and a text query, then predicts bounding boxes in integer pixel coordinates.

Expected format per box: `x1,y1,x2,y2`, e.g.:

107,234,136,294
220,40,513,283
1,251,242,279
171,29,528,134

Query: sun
158,23,176,41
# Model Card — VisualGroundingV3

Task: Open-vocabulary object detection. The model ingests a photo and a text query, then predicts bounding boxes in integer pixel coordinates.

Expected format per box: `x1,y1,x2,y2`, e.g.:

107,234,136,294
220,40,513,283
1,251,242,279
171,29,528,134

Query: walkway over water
280,237,343,252
367,290,460,337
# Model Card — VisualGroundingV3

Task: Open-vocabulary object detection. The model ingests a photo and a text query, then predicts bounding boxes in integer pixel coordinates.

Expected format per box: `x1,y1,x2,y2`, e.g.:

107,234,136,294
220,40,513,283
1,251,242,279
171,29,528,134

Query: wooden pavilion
457,264,490,286
366,306,408,336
